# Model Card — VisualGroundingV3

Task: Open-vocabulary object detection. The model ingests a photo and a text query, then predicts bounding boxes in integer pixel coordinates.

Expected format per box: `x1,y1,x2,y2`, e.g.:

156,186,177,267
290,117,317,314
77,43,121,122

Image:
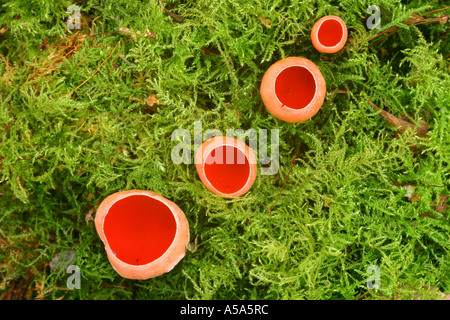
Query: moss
0,0,449,299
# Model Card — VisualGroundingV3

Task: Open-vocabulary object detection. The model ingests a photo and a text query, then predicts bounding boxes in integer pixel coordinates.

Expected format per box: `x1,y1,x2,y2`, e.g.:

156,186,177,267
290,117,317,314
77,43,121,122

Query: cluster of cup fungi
94,15,348,280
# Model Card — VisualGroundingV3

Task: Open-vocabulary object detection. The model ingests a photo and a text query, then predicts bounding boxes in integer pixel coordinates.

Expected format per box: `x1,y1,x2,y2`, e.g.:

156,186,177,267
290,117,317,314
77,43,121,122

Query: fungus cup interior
275,66,316,110
204,145,250,194
103,195,177,266
317,19,343,47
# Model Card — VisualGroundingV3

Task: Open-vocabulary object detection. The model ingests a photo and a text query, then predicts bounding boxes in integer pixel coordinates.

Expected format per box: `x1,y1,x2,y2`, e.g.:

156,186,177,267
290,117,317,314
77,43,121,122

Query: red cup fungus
260,57,327,123
95,189,189,280
311,15,348,54
195,136,257,198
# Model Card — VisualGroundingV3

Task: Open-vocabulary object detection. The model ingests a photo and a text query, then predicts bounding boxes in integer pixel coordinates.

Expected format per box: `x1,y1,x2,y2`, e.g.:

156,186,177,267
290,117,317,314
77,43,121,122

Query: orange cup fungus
95,189,189,280
260,57,326,123
311,15,348,54
195,136,257,198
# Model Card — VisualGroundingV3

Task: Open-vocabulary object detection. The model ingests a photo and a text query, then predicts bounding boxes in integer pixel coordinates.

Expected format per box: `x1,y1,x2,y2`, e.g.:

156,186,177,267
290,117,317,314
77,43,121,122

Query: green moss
0,0,449,300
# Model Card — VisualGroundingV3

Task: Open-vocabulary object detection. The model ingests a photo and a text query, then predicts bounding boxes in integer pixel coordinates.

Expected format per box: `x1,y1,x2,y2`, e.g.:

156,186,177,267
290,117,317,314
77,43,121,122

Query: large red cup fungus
311,15,348,54
260,57,326,123
195,136,257,198
95,189,189,280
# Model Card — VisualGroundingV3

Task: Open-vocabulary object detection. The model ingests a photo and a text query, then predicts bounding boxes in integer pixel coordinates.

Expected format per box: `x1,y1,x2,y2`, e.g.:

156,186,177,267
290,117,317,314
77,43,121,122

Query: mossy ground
0,0,449,300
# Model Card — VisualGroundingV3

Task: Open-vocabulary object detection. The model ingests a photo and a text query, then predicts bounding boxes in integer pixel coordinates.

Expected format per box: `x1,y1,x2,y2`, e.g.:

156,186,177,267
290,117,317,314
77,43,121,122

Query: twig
421,5,450,17
118,54,132,66
357,290,371,300
158,0,184,22
368,6,450,48
65,41,121,97
39,31,121,50
130,97,145,104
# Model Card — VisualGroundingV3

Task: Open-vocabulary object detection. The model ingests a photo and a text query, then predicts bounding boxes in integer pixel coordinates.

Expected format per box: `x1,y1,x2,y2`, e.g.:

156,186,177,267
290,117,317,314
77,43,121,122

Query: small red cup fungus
95,189,189,280
195,136,257,198
260,57,326,123
311,15,348,54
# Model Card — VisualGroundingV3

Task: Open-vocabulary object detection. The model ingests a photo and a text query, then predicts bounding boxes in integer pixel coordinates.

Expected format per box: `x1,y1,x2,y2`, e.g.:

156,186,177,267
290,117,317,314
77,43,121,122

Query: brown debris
158,0,184,22
144,94,160,107
257,17,272,28
118,27,139,41
368,100,430,138
1,274,34,300
395,182,447,216
118,54,132,66
0,54,14,82
85,207,95,225
145,29,156,39
201,46,219,55
131,94,165,110
421,285,450,300
434,195,448,214
118,27,156,41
